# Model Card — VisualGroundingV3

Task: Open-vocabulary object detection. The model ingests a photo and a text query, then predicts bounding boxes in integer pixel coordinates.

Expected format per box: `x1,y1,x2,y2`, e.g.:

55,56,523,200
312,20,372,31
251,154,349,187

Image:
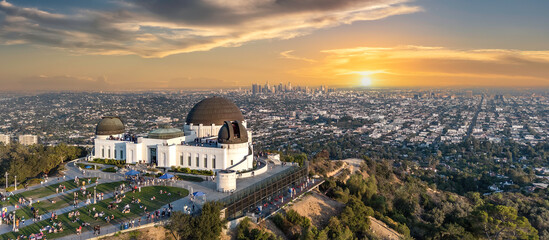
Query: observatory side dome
218,121,248,144
96,117,125,135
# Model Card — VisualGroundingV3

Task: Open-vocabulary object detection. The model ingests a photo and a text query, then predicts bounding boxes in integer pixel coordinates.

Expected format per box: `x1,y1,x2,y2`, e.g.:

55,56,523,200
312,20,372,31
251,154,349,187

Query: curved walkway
0,191,117,234
0,159,124,235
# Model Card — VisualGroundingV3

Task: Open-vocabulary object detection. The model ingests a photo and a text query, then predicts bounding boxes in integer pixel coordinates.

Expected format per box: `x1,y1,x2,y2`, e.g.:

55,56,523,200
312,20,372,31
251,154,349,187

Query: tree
237,217,279,240
167,202,226,240
475,204,538,240
166,211,193,240
196,202,226,240
339,196,372,238
325,217,354,240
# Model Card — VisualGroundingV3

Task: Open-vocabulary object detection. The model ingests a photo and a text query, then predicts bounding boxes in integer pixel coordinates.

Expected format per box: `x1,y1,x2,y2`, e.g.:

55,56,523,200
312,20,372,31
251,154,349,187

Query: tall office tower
18,134,38,145
265,81,270,93
252,84,259,95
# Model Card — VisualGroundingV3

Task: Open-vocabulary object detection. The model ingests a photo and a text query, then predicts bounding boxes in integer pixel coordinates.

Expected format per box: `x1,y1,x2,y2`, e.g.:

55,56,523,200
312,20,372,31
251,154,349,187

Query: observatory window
120,150,124,159
180,154,184,165
231,160,234,166
212,156,216,168
102,148,104,158
196,155,199,167
108,148,111,158
232,123,240,138
188,154,191,166
204,155,208,168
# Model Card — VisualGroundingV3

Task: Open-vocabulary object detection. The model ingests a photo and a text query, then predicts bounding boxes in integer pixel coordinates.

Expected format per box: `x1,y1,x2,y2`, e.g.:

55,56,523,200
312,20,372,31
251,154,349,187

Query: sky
0,0,548,91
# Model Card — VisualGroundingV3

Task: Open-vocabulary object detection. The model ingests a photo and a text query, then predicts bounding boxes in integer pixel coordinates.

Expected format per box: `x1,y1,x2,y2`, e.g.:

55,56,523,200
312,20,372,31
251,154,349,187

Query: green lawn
1,178,97,206
13,181,125,220
0,186,188,239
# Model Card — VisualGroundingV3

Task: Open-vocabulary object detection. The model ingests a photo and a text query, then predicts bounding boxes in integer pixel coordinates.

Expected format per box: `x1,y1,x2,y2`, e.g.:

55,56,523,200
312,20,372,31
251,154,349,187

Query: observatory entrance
149,147,157,166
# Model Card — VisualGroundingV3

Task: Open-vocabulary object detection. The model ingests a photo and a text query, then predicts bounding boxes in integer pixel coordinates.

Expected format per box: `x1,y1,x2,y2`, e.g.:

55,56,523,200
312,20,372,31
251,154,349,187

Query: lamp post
5,172,8,190
12,210,15,232
94,186,97,204
14,176,16,191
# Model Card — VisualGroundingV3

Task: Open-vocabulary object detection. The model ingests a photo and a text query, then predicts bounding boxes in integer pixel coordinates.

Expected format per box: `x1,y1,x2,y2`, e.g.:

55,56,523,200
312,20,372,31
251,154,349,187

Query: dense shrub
176,175,204,182
237,217,280,240
91,158,126,167
170,166,213,176
166,202,226,239
101,167,117,173
0,143,84,186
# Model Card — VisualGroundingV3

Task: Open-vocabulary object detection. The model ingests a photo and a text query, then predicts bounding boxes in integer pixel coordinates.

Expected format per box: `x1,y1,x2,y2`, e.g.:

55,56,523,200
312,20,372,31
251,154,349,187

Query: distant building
0,134,10,145
18,134,38,145
465,90,473,98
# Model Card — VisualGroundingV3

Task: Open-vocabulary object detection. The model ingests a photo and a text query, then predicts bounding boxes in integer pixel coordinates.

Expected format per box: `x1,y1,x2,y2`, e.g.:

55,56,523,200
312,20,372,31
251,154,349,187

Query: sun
361,76,373,86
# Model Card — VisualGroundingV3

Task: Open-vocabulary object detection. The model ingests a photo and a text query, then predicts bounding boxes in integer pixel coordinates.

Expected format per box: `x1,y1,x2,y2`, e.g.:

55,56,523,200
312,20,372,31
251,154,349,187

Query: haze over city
2,1,549,240
1,0,549,91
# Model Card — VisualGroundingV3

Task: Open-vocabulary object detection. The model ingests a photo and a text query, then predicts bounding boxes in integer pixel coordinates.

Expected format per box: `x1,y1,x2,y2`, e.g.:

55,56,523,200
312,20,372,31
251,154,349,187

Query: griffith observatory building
93,97,254,172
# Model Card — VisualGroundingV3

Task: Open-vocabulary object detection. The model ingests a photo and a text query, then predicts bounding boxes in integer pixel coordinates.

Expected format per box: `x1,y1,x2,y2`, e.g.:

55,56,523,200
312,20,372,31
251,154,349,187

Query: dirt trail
100,226,174,240
265,219,289,240
289,191,345,228
369,216,402,240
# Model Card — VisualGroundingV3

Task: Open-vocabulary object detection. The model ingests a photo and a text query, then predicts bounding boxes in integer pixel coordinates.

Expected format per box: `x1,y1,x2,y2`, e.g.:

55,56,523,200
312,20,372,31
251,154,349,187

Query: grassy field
1,178,97,206
1,186,188,239
13,181,125,220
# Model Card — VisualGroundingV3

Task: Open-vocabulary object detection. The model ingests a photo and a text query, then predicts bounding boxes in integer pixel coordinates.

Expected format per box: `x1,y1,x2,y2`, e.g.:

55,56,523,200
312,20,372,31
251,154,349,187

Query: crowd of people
2,165,188,240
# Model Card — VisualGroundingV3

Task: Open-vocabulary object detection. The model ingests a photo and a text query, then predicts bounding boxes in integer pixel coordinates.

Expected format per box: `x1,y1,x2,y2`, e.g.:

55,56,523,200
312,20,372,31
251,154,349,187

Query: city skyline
1,0,549,91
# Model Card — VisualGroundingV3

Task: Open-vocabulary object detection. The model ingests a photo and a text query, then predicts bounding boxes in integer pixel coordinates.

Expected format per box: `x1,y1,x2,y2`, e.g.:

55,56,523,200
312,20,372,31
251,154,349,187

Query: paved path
0,159,125,235
3,181,101,213
2,159,84,195
1,160,294,239
1,160,124,213
55,195,195,240
0,191,116,234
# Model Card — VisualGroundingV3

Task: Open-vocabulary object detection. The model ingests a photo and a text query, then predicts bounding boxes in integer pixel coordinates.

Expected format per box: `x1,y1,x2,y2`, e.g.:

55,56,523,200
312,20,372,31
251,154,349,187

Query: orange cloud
280,50,316,63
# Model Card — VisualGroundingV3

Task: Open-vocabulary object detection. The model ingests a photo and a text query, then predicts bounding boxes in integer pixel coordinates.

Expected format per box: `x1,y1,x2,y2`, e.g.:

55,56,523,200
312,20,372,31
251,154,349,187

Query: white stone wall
125,143,142,164
217,171,237,192
94,138,125,159
94,125,254,172
174,145,225,170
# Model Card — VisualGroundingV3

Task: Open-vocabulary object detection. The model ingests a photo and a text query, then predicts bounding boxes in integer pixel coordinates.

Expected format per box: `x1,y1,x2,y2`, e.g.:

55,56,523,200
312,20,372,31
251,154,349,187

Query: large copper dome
96,117,125,135
186,97,244,125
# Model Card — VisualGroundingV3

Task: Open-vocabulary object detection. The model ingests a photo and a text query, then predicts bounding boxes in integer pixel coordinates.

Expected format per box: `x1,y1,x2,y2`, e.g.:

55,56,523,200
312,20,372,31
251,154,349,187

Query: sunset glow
0,0,548,91
361,76,373,87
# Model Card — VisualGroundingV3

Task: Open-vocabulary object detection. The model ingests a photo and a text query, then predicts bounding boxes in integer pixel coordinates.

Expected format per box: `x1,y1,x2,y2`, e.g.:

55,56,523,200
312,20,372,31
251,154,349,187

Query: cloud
0,0,421,57
280,50,316,63
292,45,549,87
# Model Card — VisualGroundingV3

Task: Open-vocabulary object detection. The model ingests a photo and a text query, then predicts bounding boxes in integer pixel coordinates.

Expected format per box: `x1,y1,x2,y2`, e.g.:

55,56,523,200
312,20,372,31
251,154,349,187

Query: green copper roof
148,128,184,139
